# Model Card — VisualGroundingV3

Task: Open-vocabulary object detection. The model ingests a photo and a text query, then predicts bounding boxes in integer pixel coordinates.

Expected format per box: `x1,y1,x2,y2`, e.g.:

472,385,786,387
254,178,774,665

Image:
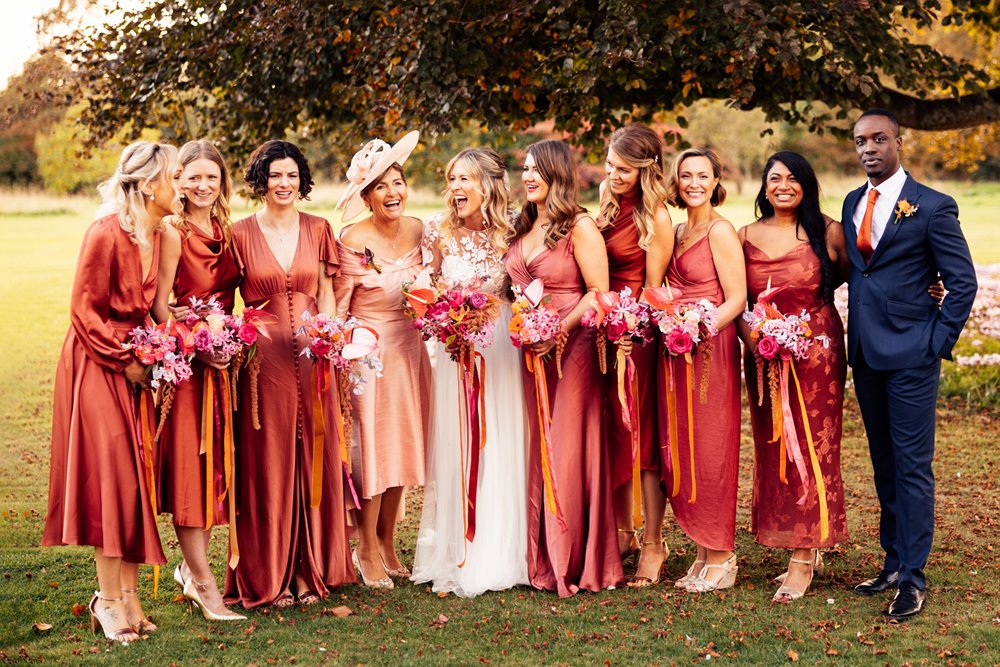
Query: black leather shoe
854,570,900,595
887,583,925,620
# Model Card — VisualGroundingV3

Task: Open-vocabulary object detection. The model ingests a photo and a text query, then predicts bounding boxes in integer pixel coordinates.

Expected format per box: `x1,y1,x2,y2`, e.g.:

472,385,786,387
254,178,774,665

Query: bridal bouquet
743,294,826,363
509,279,562,349
181,296,273,364
122,320,195,441
581,286,654,374
403,270,502,361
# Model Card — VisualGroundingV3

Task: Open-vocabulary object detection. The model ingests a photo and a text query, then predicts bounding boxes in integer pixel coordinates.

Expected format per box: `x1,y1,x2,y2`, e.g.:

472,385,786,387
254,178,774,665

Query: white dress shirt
853,166,907,250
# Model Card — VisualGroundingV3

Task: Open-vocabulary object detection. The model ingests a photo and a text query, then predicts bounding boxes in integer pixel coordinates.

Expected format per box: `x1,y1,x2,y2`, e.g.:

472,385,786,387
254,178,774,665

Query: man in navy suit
842,109,977,620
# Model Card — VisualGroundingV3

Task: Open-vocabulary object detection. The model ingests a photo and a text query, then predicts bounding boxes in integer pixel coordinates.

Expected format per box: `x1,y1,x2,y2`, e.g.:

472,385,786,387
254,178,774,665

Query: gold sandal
773,550,822,603
627,540,669,588
121,588,157,635
685,555,738,593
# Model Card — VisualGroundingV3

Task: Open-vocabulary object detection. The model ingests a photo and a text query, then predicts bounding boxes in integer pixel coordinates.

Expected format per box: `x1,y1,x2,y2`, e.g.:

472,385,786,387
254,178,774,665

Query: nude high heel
685,555,738,593
89,593,139,644
773,550,823,603
121,588,157,635
183,578,247,621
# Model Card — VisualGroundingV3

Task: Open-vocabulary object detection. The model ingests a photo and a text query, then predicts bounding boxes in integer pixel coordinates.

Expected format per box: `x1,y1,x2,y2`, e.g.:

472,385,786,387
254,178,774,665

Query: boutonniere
894,198,919,224
362,247,382,274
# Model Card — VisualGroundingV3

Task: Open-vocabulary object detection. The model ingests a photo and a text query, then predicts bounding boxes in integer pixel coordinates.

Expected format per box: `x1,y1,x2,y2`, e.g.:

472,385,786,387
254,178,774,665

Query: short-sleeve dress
42,215,166,565
224,212,356,608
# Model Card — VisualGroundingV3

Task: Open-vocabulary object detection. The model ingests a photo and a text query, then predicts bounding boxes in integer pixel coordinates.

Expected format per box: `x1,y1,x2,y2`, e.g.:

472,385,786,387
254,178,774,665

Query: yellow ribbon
630,365,642,530
789,361,830,542
311,363,327,509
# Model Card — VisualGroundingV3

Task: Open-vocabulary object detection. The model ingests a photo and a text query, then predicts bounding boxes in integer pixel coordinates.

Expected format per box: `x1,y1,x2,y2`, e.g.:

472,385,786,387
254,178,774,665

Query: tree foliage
54,0,999,157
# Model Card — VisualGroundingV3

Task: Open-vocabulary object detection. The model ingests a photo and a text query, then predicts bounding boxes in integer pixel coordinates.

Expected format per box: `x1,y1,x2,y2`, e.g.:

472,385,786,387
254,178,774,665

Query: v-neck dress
158,218,240,528
742,238,848,548
333,227,432,500
659,226,741,551
505,233,623,597
42,215,166,565
224,212,356,608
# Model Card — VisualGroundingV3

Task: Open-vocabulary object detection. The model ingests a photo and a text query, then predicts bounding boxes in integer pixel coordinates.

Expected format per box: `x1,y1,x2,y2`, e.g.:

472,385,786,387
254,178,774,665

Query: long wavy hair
513,140,586,248
175,140,232,243
755,151,836,302
598,123,668,250
96,141,178,250
667,146,727,209
440,148,513,255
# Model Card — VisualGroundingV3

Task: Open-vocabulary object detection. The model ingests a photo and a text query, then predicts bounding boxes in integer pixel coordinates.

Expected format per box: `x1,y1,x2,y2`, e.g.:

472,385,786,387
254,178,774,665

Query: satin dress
42,215,166,565
659,224,741,551
600,192,661,489
743,236,848,548
333,227,432,501
158,219,240,528
225,212,356,608
505,231,623,597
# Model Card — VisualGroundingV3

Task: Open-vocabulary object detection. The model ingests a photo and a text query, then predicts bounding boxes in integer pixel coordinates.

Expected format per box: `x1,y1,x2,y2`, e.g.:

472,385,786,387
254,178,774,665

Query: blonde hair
598,124,668,249
97,141,178,250
175,140,233,243
513,140,586,249
667,146,727,209
440,148,513,255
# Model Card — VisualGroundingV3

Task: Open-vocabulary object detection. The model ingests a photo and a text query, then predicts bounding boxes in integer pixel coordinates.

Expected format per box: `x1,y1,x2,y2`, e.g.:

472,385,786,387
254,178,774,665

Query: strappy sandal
685,555,738,593
773,550,824,583
121,588,157,635
379,554,411,579
272,593,297,608
618,528,640,558
90,593,140,644
773,550,822,603
353,550,393,589
674,558,706,588
627,540,670,588
297,591,321,605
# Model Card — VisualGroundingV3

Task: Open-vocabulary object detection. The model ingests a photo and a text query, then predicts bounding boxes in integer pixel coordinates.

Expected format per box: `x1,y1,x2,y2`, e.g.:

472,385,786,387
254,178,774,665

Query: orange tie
857,188,879,262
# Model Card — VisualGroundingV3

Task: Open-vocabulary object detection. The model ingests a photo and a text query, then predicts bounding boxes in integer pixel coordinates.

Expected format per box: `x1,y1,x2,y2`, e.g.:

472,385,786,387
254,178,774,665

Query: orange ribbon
310,362,329,509
629,360,642,530
138,391,160,597
526,352,565,530
790,361,830,541
663,355,697,503
198,370,239,568
218,370,239,569
330,369,360,508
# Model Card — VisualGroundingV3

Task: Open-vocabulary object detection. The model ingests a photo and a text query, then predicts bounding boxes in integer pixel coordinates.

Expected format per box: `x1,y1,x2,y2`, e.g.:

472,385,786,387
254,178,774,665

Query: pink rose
756,335,778,360
310,339,333,358
666,329,693,355
238,323,259,345
606,319,628,342
193,328,214,352
468,292,488,309
447,291,464,308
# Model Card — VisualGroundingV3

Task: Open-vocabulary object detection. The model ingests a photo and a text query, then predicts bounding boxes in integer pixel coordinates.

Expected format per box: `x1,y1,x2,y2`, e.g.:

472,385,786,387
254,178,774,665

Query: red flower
757,335,778,360
238,324,259,345
666,329,693,355
606,319,628,342
310,339,333,358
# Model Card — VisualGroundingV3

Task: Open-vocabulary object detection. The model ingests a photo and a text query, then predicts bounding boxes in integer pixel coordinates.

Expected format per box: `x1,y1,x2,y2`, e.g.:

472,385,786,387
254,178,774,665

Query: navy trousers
852,345,940,591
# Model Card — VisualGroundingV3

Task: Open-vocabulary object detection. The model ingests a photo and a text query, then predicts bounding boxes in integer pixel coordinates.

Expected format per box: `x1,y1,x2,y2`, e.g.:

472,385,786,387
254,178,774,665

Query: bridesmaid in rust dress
597,124,674,586
661,147,746,593
152,140,245,621
505,139,622,597
736,152,850,602
43,142,179,643
334,131,431,589
225,141,355,608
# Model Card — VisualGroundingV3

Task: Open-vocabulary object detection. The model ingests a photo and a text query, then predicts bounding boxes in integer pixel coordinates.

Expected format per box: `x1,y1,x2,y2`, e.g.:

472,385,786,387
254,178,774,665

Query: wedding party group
42,108,978,645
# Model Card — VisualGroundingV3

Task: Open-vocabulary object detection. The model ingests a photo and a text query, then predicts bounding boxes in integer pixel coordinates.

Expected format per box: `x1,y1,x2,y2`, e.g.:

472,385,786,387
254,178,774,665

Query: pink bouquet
403,270,502,362
645,285,719,360
508,279,562,349
743,287,827,362
581,286,654,373
122,321,194,389
181,296,273,364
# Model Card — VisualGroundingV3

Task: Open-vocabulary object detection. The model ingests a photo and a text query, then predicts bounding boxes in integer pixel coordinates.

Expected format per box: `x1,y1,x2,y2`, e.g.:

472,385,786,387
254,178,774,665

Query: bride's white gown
411,215,529,597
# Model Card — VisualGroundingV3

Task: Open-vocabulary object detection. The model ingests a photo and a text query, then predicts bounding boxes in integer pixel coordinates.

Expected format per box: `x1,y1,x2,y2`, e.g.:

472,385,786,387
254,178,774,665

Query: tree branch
884,87,1000,130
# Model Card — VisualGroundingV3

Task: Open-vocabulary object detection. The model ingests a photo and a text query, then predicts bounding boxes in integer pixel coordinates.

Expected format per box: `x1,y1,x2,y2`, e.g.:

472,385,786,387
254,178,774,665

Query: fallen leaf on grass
32,623,52,633
172,594,186,604
71,604,87,617
429,614,449,628
331,606,353,618
437,591,449,598
787,649,799,662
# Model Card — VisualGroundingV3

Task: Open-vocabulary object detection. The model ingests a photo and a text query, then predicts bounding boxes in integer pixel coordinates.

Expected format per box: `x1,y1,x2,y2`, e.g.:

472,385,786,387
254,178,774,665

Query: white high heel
89,593,139,644
685,555,738,593
773,550,823,603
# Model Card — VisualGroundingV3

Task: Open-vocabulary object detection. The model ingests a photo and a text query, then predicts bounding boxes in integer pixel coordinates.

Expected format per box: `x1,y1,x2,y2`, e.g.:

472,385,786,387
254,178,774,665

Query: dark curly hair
243,140,314,200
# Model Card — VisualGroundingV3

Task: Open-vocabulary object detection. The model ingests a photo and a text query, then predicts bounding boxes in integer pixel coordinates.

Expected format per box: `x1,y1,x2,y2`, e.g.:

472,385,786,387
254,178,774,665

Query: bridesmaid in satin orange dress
334,131,431,588
43,142,179,643
152,141,245,621
505,139,622,597
224,141,355,608
661,147,746,593
596,124,674,586
736,152,850,602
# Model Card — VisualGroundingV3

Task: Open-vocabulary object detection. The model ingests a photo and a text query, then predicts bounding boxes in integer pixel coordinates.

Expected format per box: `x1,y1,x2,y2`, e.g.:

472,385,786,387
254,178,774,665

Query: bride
411,147,529,597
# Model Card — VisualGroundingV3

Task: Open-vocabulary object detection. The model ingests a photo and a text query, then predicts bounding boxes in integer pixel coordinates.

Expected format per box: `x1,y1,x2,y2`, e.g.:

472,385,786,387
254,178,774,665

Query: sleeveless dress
743,237,849,548
224,212,355,608
411,215,529,597
158,219,240,528
659,225,741,551
333,227,432,500
600,192,660,488
505,231,623,597
42,215,166,565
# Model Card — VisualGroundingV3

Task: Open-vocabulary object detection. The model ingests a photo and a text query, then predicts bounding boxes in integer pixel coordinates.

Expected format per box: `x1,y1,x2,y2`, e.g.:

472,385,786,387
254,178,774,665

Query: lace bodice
423,213,509,296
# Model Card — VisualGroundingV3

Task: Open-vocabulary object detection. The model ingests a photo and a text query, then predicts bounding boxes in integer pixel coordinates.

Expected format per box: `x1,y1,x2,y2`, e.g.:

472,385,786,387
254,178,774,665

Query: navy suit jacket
841,174,977,371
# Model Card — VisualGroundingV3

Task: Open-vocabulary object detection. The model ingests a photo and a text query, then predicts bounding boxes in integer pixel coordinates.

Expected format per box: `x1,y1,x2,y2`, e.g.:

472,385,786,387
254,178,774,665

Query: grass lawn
0,184,998,665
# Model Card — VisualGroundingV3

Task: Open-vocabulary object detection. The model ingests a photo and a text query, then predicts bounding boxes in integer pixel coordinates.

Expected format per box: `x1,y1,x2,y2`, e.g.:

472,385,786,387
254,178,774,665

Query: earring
148,193,155,202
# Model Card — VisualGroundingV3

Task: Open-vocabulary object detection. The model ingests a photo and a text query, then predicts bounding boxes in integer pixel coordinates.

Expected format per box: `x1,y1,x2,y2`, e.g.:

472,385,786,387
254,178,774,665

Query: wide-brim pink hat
336,130,420,222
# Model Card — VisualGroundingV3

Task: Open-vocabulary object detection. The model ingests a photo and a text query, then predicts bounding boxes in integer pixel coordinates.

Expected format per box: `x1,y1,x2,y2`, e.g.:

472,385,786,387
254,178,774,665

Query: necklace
258,212,298,245
375,221,402,249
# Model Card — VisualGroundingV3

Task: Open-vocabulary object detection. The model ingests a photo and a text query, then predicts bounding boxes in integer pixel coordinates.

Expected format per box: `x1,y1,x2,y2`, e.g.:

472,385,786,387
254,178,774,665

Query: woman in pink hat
334,131,432,588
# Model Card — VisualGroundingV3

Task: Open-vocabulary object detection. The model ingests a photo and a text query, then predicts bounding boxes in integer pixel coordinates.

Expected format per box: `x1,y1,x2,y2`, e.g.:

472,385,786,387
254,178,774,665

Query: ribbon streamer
331,369,361,509
310,361,329,509
138,391,160,597
662,355,697,503
527,352,566,532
